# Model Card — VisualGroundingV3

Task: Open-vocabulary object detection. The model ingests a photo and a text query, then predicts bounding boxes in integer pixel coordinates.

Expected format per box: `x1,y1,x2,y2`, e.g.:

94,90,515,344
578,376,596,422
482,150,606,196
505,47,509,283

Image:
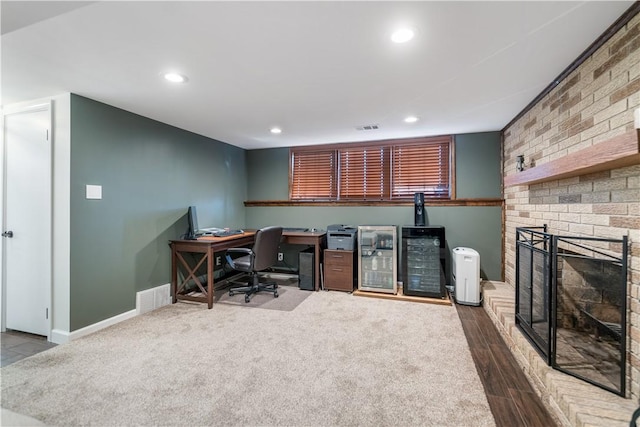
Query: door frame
0,101,53,339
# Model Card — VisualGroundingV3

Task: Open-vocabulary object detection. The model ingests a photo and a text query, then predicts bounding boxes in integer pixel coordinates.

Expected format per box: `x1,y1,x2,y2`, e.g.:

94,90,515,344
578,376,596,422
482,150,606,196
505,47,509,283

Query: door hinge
46,129,49,141
46,308,49,319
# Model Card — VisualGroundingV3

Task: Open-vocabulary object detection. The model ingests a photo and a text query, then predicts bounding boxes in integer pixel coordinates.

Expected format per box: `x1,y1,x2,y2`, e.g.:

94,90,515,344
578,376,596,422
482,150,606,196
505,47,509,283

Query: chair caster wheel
229,291,234,296
274,292,279,298
274,284,278,289
245,295,250,303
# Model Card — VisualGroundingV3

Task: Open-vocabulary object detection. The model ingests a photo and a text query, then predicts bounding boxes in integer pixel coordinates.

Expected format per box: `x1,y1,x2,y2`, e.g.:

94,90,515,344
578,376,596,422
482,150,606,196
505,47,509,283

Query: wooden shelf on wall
244,198,504,207
504,129,640,187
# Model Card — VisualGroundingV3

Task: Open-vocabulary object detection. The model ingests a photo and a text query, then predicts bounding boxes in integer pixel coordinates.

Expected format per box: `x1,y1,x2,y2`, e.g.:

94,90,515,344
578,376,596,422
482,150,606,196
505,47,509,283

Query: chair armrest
225,247,254,270
226,248,252,256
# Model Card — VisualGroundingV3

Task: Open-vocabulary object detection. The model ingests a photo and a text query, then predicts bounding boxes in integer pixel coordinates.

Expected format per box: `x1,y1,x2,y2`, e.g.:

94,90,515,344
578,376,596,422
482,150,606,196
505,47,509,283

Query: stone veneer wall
503,9,640,400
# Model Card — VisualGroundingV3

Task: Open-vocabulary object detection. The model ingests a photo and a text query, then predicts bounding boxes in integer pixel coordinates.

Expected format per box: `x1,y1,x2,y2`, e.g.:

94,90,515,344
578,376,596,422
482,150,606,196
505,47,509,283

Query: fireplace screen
516,227,552,361
515,227,628,397
553,236,627,396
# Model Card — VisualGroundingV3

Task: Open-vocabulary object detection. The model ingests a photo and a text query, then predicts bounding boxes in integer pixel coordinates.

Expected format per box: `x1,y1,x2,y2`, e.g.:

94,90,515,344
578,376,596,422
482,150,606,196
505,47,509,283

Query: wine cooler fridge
357,225,397,294
402,226,446,298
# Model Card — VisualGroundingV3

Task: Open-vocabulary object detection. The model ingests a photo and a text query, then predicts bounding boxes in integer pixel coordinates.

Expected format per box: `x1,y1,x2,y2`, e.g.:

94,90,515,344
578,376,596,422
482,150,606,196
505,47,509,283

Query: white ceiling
1,1,634,150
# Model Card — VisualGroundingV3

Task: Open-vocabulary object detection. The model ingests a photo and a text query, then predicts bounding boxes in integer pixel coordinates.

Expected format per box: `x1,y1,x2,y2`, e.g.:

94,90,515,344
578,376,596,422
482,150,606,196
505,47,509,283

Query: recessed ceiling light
270,127,282,134
391,28,414,43
163,72,187,83
404,116,419,123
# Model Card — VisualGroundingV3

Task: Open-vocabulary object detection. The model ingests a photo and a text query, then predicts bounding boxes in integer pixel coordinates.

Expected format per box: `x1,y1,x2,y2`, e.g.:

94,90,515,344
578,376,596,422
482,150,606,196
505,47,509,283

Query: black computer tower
298,248,315,290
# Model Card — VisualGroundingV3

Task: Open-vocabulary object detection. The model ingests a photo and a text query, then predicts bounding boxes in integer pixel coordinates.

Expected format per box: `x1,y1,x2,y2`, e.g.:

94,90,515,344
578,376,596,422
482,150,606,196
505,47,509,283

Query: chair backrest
252,226,283,272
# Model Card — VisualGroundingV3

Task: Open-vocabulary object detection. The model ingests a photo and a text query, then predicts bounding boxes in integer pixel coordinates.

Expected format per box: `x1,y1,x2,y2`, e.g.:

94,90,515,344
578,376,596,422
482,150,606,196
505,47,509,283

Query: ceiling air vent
356,124,380,131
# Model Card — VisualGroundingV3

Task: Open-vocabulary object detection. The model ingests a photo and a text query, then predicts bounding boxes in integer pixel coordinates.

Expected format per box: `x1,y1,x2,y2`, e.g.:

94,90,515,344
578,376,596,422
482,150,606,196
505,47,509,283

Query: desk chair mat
214,277,311,311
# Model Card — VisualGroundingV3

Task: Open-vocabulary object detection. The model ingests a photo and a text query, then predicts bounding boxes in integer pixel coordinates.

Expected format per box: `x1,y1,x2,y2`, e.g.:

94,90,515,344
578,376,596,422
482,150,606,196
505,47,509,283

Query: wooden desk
170,230,326,308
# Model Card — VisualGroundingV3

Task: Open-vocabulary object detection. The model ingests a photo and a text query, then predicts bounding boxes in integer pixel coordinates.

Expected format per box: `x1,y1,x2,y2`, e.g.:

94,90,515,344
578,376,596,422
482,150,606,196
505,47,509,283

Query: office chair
225,226,283,303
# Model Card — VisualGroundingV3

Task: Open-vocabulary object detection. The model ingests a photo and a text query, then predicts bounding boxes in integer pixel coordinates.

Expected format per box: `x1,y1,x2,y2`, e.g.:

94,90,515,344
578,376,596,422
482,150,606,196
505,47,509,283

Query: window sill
244,198,503,207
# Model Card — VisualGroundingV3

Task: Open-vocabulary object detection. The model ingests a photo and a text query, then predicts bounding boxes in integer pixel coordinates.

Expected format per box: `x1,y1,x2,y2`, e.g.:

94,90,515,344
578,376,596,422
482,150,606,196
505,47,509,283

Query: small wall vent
136,283,171,315
356,124,380,131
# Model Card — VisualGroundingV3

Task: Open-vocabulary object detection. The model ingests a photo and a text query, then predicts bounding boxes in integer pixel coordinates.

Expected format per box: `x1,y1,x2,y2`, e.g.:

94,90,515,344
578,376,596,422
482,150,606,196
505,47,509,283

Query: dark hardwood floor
456,303,558,427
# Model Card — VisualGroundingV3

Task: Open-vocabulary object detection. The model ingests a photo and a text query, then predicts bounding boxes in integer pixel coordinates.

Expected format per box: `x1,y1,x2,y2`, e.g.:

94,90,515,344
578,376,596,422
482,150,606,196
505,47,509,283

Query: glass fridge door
358,226,397,294
402,226,446,298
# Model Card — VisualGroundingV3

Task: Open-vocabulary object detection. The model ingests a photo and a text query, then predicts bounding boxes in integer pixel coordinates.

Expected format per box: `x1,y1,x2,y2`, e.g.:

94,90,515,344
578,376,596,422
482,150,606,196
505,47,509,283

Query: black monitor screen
187,206,198,239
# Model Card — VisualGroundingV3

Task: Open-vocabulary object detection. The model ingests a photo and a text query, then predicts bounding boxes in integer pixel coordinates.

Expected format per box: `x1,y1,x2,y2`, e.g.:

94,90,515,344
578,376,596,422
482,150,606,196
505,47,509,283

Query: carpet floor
1,289,495,426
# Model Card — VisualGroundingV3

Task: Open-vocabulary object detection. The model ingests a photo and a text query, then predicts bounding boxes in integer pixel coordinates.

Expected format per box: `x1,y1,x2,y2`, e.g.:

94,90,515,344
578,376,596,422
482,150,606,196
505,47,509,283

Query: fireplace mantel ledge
504,128,640,187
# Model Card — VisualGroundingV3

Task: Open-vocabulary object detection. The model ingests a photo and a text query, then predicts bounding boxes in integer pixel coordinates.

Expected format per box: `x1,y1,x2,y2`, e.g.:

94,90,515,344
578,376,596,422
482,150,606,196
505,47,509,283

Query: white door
2,104,51,337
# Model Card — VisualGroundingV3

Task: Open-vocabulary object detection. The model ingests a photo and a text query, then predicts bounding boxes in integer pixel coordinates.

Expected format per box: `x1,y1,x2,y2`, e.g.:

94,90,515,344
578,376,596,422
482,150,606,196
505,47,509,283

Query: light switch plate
86,184,102,200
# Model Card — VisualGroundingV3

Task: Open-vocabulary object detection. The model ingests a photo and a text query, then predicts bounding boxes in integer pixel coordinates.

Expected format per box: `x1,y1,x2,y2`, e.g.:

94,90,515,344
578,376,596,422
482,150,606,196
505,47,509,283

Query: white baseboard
51,309,137,344
49,283,171,345
50,329,70,345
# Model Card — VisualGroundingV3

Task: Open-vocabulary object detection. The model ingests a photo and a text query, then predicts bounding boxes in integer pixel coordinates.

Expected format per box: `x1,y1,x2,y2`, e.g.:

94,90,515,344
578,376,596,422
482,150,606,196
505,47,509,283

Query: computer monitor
186,206,198,240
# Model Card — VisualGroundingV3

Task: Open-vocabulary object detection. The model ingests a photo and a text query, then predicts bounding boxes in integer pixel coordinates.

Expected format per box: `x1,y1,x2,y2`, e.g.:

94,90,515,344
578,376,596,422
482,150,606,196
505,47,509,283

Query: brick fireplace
502,2,640,417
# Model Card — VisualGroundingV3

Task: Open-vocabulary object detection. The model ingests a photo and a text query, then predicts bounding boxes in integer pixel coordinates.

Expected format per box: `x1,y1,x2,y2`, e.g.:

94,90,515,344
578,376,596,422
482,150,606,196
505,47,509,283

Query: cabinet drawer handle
331,268,343,272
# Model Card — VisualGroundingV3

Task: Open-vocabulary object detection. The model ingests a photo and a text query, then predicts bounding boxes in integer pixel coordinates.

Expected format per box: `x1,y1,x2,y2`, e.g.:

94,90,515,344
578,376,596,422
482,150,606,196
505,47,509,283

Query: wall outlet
215,256,221,266
278,252,284,261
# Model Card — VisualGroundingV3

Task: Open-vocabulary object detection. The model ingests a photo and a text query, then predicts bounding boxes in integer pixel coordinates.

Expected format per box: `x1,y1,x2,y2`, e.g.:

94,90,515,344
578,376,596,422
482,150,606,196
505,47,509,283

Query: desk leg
314,243,321,291
171,243,177,304
207,246,214,309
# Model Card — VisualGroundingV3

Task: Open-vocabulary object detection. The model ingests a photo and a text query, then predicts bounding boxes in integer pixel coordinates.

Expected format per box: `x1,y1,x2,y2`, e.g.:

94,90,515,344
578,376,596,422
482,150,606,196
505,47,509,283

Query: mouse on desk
307,228,319,232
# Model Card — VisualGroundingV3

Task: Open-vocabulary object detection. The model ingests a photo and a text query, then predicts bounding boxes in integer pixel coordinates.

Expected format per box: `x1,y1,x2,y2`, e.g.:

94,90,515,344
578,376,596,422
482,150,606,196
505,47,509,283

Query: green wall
245,132,503,281
68,98,502,330
69,95,246,330
247,148,289,200
455,132,502,198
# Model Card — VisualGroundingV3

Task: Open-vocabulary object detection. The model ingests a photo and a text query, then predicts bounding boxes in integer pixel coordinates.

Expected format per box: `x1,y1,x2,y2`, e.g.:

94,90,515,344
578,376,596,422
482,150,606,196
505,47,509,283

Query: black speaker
298,248,315,291
414,192,425,226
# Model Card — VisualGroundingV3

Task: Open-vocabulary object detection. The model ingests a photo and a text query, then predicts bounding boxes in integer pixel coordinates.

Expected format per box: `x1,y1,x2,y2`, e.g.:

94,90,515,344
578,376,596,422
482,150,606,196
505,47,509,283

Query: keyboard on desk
213,229,244,237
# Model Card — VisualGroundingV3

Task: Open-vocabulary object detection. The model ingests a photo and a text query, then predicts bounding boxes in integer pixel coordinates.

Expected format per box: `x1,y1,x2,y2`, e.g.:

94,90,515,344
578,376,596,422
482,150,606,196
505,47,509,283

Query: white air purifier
452,247,481,306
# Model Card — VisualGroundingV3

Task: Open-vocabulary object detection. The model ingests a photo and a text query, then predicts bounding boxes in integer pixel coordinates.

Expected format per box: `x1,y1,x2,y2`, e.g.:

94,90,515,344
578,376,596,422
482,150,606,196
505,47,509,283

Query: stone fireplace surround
482,280,637,427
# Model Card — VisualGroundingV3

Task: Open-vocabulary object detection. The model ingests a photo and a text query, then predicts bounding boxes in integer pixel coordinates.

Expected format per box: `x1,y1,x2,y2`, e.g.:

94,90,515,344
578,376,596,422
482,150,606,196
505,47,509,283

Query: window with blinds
340,146,390,200
290,150,337,199
289,136,452,201
392,140,450,199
